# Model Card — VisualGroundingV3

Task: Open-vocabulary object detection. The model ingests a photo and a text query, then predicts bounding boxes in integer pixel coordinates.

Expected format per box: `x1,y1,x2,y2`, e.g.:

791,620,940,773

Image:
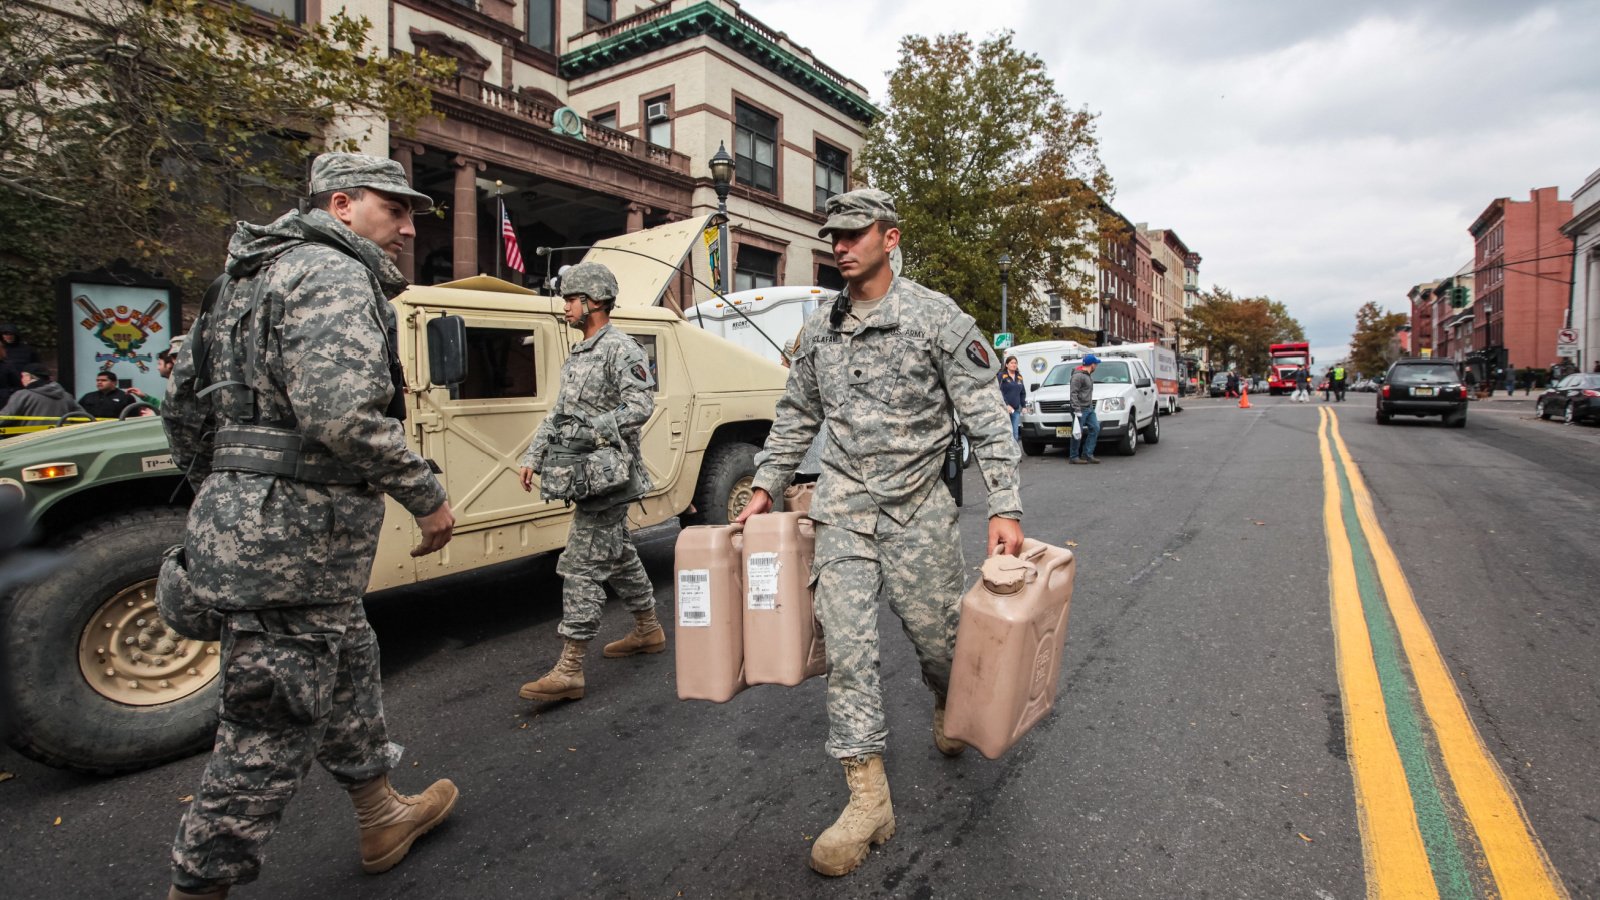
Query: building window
585,0,611,29
814,141,847,212
817,264,844,291
644,94,671,148
591,110,617,131
241,0,303,21
734,102,777,195
526,0,555,52
734,246,780,292
1047,291,1062,322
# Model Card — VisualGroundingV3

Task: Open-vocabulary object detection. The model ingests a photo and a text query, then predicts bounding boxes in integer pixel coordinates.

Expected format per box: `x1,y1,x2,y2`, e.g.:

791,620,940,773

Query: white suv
1018,357,1162,456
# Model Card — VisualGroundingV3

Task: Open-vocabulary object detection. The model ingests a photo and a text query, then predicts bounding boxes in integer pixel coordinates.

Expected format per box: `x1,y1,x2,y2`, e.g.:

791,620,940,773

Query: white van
1092,342,1181,414
1006,340,1094,394
686,286,836,366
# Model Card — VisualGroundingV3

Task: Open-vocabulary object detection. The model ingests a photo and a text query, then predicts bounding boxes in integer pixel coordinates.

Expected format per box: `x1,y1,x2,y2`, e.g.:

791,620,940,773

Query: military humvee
0,224,789,774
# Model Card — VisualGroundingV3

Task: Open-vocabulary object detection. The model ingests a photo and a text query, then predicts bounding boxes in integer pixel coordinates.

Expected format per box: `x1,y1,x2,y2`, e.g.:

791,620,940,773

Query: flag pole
495,180,504,281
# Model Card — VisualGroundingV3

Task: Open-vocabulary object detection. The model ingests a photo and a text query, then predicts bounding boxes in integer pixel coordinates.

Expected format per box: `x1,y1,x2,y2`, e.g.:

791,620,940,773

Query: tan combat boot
933,696,968,758
348,773,460,875
602,608,667,658
809,754,895,876
518,638,588,701
168,886,229,899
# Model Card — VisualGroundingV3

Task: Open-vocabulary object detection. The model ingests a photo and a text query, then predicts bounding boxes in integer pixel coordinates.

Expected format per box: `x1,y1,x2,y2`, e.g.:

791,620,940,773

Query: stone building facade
250,0,876,307
1560,166,1600,371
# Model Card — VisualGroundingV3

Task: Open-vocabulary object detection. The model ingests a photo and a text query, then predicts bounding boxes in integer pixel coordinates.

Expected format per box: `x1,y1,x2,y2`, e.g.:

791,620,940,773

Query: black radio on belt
942,427,963,506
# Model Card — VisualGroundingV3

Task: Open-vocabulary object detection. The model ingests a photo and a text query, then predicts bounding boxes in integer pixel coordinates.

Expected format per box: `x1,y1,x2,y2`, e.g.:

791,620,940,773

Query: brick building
1467,187,1575,373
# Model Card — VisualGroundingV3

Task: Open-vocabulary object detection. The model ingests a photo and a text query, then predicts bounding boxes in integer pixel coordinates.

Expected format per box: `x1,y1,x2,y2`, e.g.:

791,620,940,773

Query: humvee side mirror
427,315,469,386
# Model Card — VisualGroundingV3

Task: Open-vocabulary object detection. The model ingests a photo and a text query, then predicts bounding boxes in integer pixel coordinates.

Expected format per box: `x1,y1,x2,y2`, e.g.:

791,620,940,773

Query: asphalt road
1,393,1596,899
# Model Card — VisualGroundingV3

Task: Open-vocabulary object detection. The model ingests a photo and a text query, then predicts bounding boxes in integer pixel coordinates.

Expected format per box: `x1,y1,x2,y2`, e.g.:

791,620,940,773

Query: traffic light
1450,285,1470,308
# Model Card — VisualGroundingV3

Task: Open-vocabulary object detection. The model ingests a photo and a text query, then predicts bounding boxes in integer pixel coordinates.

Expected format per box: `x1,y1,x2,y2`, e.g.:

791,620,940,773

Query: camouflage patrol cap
560,261,619,303
818,188,899,238
309,152,434,213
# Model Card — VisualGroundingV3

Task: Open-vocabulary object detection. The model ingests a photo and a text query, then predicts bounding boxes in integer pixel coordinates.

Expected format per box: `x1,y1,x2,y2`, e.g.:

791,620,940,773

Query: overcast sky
744,0,1600,366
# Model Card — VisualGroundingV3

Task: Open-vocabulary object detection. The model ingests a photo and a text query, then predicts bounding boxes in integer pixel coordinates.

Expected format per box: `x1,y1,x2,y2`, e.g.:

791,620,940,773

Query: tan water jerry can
782,482,816,514
673,524,746,702
943,539,1076,759
741,511,827,686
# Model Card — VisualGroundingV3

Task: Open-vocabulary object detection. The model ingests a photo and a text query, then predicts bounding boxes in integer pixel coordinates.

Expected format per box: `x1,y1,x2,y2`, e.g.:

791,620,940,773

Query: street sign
1557,328,1580,357
993,332,1014,351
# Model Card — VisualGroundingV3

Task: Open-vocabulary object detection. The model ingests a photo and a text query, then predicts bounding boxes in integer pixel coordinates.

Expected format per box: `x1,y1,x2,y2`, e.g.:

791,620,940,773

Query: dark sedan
1536,373,1600,424
1376,358,1470,427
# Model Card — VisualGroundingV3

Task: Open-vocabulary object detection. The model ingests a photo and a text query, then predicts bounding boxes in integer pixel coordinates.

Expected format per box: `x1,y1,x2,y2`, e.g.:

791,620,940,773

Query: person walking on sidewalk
1068,355,1102,464
998,355,1026,441
161,152,458,900
735,189,1023,878
517,261,661,703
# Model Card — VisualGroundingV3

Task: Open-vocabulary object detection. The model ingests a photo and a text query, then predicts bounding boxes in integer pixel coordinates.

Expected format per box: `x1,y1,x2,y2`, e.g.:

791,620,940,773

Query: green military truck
0,243,789,775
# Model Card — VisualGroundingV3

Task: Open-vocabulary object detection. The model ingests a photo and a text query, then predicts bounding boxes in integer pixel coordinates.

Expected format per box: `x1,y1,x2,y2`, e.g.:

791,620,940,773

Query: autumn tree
857,31,1112,338
0,0,455,346
1177,288,1306,374
1349,301,1410,377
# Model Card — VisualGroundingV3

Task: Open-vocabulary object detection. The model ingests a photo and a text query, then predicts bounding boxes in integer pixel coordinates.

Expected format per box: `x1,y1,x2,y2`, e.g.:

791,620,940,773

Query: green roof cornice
561,3,880,124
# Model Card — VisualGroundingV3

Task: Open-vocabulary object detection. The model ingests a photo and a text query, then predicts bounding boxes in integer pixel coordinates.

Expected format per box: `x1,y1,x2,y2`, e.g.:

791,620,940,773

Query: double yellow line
1318,406,1567,899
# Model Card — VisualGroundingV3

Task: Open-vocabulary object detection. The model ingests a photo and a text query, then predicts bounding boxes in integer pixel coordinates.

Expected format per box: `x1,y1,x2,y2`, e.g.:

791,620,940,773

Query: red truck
1267,342,1311,395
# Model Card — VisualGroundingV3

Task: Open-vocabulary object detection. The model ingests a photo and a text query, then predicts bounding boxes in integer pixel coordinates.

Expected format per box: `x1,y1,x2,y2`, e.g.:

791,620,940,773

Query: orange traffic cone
1238,387,1251,409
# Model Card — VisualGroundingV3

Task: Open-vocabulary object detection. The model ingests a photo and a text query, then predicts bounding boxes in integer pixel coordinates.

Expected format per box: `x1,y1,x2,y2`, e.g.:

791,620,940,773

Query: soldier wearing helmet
517,261,661,702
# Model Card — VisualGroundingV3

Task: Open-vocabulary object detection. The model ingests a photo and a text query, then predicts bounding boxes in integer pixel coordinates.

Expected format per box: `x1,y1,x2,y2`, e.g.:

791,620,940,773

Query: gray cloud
749,0,1599,363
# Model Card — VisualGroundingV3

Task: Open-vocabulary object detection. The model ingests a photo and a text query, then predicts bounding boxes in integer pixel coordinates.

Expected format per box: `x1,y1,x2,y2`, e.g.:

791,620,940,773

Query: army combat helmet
560,261,619,324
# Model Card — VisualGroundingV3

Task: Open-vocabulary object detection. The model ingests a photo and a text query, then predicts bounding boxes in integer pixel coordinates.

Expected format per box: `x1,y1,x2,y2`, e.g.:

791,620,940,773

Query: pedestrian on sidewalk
998,355,1026,442
735,188,1023,878
1068,355,1102,463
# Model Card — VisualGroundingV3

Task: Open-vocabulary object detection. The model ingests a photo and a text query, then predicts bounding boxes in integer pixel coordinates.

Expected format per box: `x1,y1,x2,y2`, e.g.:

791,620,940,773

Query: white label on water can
677,569,711,627
746,553,779,610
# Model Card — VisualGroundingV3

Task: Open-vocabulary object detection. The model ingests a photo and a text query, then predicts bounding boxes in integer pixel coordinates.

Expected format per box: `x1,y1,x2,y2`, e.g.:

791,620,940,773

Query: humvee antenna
534,244,800,363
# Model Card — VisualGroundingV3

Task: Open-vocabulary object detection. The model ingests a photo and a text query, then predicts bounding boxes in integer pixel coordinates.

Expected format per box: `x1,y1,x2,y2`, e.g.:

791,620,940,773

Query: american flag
500,198,524,274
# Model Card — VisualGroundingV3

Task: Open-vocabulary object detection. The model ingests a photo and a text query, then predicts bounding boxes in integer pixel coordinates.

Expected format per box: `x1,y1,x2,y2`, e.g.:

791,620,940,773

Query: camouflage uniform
163,155,445,891
520,271,656,642
751,191,1022,760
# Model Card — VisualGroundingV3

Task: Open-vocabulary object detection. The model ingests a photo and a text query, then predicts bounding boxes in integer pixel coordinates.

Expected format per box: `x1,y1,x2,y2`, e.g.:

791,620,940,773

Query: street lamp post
998,253,1011,338
708,141,735,293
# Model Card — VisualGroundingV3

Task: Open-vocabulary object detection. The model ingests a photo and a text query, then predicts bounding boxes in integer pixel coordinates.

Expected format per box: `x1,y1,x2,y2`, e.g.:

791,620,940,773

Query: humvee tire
3,508,222,774
683,441,761,526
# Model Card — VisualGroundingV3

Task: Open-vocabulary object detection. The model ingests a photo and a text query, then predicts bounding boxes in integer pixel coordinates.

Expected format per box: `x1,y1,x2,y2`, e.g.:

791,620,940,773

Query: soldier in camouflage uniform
517,261,661,703
736,189,1024,877
161,153,459,899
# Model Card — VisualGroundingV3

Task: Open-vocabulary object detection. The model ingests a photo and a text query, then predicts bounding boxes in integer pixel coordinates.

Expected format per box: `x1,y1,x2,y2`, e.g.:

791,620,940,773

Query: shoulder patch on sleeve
618,343,654,388
942,314,995,376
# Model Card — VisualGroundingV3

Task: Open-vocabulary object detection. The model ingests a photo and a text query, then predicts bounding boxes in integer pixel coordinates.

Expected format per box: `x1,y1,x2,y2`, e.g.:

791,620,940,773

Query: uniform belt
211,425,365,486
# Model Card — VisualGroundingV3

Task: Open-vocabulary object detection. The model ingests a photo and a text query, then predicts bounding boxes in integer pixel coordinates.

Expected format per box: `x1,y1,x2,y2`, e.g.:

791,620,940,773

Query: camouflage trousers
812,486,965,759
555,503,655,642
170,602,402,891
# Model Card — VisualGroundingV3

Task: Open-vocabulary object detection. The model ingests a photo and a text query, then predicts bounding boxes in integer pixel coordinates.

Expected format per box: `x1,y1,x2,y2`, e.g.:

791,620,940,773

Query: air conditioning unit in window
646,101,669,121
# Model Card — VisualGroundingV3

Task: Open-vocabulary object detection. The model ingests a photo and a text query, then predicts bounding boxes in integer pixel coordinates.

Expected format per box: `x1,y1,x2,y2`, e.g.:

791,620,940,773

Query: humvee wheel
683,441,760,527
3,508,221,774
726,474,756,522
76,577,220,706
